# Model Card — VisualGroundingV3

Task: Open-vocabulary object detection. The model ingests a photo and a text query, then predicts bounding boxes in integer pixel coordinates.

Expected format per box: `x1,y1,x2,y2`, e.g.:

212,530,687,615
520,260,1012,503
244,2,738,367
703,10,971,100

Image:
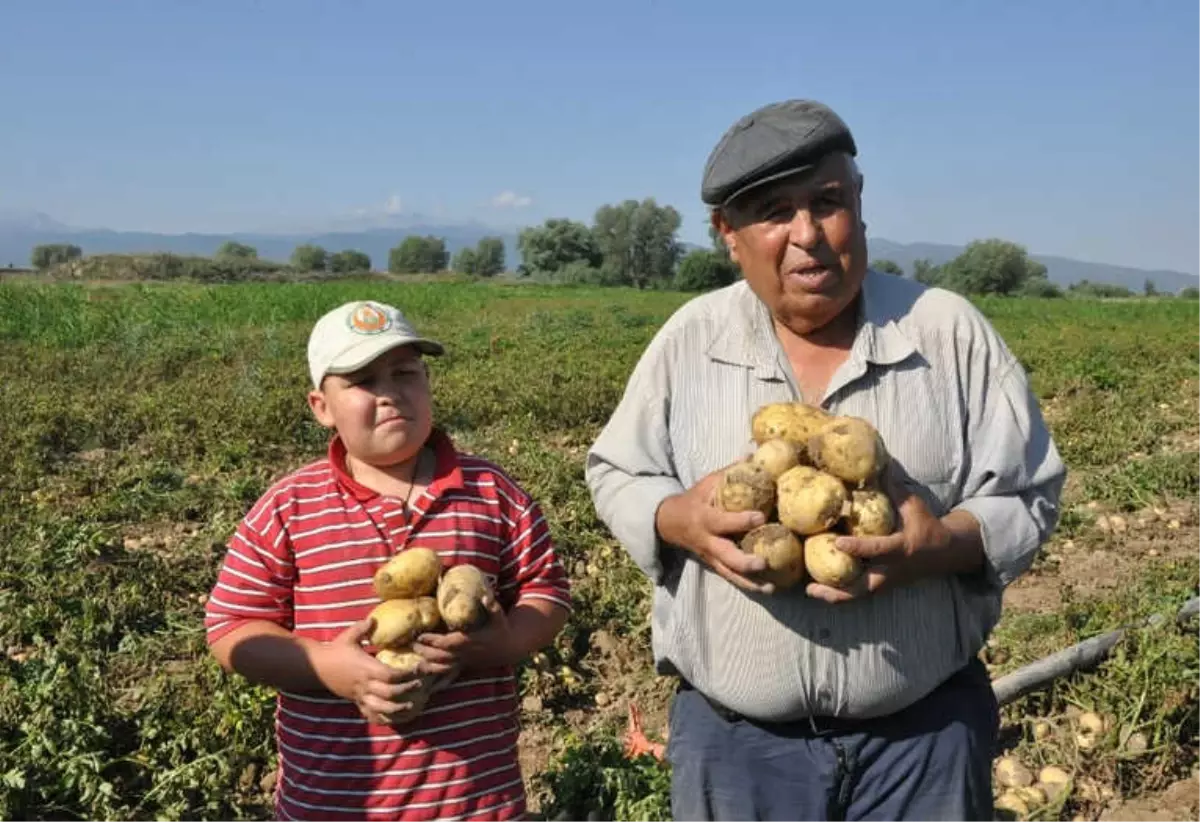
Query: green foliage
453,237,506,277
388,236,449,274
0,279,1194,820
1068,280,1135,299
871,258,905,276
535,727,672,821
518,219,603,277
591,198,682,289
674,249,738,292
936,238,1048,295
214,241,257,261
289,244,328,272
31,243,83,270
1178,286,1199,300
913,257,941,285
329,249,371,274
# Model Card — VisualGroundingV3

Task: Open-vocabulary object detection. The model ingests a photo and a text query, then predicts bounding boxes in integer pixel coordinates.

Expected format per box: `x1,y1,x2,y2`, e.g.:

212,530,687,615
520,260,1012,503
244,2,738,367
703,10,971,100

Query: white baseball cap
307,300,444,388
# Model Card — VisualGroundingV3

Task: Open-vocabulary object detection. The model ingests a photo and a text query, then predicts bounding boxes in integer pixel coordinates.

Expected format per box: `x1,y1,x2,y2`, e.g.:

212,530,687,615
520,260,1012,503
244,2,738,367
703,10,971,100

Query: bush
673,250,738,292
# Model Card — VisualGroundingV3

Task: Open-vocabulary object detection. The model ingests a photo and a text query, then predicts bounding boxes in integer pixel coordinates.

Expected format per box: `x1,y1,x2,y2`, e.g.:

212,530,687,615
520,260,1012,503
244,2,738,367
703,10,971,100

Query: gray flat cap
701,99,857,207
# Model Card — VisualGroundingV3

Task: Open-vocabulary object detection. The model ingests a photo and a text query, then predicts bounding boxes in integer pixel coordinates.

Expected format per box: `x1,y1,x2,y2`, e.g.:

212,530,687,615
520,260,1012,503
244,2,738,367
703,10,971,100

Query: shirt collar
329,426,465,503
706,268,919,376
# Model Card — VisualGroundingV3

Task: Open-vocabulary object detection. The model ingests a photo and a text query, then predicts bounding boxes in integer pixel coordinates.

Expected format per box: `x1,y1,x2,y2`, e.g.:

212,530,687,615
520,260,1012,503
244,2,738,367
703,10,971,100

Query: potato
808,416,887,486
750,402,830,451
416,596,442,632
375,647,437,724
803,532,862,588
376,646,423,676
374,547,442,600
1037,766,1071,803
367,598,425,648
437,564,492,632
715,460,775,518
993,790,1029,819
776,465,847,535
844,488,895,537
740,523,806,590
995,756,1034,788
750,438,801,480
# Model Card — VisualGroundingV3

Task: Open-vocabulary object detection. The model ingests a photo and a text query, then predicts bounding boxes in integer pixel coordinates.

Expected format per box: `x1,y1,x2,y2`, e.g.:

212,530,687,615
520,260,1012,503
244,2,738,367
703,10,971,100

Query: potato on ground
715,460,776,518
804,532,862,588
750,438,801,480
368,598,427,648
808,416,887,487
776,465,846,535
374,546,442,600
437,564,492,632
844,488,895,537
750,402,831,454
740,523,806,590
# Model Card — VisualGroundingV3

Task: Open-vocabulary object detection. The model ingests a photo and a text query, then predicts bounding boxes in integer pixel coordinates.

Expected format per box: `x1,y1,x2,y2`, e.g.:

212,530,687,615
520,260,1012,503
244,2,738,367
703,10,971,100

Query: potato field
0,277,1196,821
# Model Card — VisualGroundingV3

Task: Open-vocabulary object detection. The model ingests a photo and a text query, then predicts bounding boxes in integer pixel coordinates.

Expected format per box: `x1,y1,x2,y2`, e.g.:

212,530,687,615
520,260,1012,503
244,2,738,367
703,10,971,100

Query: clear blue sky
2,0,1196,273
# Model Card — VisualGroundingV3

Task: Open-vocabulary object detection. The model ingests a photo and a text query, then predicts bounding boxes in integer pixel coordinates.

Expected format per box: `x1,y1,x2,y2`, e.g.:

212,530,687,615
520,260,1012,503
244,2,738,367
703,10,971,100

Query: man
584,99,1066,821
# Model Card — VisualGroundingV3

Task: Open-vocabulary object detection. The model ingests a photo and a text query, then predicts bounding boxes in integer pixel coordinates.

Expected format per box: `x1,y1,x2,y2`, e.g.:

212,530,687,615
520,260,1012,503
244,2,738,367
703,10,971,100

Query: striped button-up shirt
585,269,1066,721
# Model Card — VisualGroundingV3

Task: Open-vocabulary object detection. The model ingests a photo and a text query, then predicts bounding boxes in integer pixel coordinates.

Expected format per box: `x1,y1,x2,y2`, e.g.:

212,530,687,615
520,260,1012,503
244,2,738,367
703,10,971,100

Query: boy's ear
307,389,336,429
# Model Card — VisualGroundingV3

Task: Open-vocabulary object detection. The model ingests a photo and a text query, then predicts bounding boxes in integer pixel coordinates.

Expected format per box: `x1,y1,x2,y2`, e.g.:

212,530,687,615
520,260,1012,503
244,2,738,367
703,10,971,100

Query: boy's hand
412,594,516,674
312,618,427,726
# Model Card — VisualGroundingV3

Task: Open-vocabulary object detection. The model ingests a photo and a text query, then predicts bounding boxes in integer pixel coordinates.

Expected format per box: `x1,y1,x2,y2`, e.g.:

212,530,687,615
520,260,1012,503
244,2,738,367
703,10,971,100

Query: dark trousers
666,660,998,821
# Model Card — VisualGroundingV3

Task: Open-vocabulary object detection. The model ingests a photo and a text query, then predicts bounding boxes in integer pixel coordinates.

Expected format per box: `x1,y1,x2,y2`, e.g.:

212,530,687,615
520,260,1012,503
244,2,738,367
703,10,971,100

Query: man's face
714,152,867,336
307,345,433,468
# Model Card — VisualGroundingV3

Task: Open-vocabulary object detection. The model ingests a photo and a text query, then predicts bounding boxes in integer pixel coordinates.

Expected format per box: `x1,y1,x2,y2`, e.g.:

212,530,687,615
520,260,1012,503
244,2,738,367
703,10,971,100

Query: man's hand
655,464,774,594
311,618,427,726
412,594,517,675
805,470,985,604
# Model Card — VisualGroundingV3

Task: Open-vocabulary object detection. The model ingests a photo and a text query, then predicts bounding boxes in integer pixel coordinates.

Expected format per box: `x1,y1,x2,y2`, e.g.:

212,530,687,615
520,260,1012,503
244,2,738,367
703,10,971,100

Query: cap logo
347,303,391,335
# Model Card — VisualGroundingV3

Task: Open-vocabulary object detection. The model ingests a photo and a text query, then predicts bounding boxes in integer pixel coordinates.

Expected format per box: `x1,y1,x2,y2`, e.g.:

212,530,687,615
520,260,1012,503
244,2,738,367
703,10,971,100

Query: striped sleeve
495,474,571,613
205,492,297,645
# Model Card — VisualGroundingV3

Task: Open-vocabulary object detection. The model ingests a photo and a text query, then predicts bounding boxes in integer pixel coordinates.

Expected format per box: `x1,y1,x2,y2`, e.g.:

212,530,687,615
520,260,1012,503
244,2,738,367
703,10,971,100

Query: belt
675,678,870,737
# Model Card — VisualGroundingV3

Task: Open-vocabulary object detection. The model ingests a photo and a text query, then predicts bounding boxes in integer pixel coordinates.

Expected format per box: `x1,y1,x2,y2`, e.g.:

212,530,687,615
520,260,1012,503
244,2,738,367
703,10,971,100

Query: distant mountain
866,238,1198,294
0,212,520,276
1,211,1195,293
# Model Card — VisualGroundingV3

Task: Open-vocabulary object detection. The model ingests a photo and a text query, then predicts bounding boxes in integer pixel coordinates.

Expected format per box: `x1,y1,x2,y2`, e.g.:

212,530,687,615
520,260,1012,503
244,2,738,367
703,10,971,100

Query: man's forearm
210,621,331,693
908,510,986,579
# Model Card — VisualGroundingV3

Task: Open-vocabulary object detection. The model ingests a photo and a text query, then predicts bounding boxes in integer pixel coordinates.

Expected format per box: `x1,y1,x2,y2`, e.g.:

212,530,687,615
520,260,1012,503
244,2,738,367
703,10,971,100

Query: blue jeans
666,660,998,821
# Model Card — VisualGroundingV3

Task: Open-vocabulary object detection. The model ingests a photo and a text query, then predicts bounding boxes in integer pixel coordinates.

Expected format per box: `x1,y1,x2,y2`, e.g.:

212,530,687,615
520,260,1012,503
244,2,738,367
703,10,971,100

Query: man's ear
307,389,336,429
710,208,739,264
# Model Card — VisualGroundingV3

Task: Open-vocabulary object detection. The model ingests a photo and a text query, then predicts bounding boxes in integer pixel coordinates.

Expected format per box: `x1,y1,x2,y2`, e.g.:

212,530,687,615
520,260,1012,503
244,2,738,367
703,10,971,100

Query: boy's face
307,345,433,468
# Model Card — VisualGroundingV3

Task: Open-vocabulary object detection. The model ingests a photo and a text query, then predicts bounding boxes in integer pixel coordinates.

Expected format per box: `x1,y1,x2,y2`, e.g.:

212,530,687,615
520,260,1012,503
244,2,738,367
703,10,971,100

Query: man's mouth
782,265,837,291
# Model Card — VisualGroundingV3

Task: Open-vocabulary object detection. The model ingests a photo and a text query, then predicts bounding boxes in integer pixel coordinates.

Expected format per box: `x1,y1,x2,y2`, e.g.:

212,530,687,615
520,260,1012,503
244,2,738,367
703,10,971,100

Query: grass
0,279,1196,820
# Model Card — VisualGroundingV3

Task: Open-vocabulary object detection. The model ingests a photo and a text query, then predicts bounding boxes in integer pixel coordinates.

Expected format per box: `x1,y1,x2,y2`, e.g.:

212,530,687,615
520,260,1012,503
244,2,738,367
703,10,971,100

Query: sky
1,0,1197,274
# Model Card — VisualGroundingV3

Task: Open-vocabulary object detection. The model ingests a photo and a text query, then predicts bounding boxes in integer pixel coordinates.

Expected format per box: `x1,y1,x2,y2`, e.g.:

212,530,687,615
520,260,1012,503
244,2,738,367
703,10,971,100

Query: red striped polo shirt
204,428,572,821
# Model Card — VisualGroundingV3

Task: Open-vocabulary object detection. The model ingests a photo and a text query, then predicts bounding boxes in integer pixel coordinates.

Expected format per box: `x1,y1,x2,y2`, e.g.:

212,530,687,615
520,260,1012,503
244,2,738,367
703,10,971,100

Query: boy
204,299,571,821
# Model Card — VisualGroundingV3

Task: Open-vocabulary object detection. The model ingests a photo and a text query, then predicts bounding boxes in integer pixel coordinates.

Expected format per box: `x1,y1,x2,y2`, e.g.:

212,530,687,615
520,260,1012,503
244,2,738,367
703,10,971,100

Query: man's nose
788,208,821,249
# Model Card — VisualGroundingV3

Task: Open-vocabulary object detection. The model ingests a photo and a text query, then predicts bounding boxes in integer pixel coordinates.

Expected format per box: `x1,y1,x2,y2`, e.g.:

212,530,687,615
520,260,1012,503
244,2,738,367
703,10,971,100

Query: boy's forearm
506,599,569,665
210,621,332,693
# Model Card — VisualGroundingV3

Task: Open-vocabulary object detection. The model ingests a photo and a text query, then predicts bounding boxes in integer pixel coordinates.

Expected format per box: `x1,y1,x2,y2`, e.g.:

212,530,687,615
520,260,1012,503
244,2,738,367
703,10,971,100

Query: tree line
26,226,1198,299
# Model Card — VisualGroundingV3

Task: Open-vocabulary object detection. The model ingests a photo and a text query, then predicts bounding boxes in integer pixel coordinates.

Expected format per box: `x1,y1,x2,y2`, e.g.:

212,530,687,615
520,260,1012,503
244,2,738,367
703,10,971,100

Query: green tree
215,241,257,260
592,198,682,289
872,259,904,276
913,258,942,286
30,243,82,270
473,236,506,277
674,249,739,292
388,236,449,274
1143,278,1158,297
452,247,478,274
290,244,328,272
517,219,602,277
1179,286,1199,300
329,249,371,273
938,239,1046,296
